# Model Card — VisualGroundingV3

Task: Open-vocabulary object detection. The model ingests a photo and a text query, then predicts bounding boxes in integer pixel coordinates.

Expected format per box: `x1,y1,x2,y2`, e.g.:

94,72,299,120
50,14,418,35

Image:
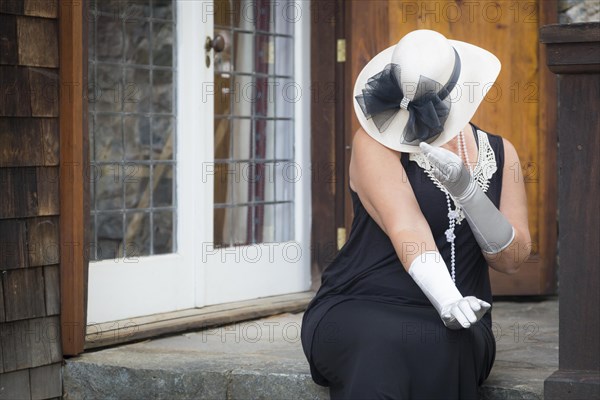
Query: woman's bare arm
349,127,437,271
483,137,532,274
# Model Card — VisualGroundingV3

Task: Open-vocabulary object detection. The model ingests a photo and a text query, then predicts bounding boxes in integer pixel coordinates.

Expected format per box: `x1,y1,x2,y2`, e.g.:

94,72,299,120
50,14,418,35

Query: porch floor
63,297,558,400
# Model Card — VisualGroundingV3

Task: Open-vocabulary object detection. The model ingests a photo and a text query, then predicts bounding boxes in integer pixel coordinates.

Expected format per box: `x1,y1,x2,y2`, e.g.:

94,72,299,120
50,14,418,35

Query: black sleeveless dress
300,123,503,399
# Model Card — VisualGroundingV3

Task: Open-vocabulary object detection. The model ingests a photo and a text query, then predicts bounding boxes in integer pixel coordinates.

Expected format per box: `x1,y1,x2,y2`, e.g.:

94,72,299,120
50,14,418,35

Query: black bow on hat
355,48,461,144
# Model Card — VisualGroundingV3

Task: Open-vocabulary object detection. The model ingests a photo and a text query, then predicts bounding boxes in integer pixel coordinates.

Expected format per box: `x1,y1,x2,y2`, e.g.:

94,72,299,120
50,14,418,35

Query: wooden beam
84,291,315,349
310,0,338,290
537,0,558,295
59,0,89,356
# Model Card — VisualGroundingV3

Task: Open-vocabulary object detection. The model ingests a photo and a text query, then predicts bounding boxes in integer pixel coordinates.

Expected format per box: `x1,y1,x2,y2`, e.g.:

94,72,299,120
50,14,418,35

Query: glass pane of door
213,0,295,247
88,0,177,261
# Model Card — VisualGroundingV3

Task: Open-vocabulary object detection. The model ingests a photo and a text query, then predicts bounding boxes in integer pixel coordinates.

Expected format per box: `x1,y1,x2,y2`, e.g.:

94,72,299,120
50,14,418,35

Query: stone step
63,299,558,400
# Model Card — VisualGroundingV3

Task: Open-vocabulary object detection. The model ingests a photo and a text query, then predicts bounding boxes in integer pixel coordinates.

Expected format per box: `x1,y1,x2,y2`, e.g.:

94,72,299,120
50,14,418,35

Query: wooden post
59,0,89,356
540,22,600,400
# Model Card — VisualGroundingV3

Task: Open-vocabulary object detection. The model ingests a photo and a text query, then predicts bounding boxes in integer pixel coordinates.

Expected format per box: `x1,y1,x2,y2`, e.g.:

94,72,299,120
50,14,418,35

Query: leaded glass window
213,0,295,247
88,0,177,261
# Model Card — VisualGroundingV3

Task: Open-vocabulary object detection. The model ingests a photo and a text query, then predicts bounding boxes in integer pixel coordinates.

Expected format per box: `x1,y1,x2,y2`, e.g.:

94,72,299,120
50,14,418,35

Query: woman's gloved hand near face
419,142,515,255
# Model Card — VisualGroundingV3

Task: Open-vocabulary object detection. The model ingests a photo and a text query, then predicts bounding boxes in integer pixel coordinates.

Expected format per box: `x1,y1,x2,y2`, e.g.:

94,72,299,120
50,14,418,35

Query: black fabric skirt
310,299,496,400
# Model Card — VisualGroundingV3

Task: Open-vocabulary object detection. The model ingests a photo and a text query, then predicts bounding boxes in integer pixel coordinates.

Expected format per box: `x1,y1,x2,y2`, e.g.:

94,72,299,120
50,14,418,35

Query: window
213,0,296,247
88,0,177,261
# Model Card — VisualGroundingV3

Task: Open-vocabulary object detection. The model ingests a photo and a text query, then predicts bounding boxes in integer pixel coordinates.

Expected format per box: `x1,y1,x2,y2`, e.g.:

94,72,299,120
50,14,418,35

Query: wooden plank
0,66,31,116
543,42,600,73
346,0,390,254
540,21,600,43
543,25,600,398
0,369,30,399
85,291,315,349
0,219,27,269
36,166,60,216
41,118,59,165
0,14,18,65
29,362,62,400
0,323,3,373
16,16,58,67
0,319,31,371
0,274,5,323
537,0,558,294
29,316,62,366
29,67,59,117
27,216,59,267
0,118,60,170
24,0,59,19
310,0,338,289
0,118,59,167
0,0,24,15
0,168,37,218
88,291,315,332
0,316,63,371
44,264,60,316
3,267,46,321
59,0,87,356
0,118,41,167
557,73,600,371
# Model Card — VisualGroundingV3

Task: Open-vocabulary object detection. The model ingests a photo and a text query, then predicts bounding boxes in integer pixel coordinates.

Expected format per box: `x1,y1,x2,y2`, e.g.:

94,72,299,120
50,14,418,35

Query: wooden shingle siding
0,219,27,269
29,362,62,399
0,277,5,322
0,15,18,64
36,166,60,215
27,216,60,267
0,168,38,217
43,264,60,316
0,316,62,372
29,68,59,117
0,118,59,167
17,17,58,67
0,0,24,15
0,1,63,397
3,267,46,321
0,66,31,115
24,0,58,19
0,369,30,398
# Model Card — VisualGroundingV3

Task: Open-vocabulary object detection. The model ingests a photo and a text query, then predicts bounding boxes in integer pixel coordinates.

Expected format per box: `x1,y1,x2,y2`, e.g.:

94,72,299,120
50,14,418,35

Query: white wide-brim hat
353,29,501,153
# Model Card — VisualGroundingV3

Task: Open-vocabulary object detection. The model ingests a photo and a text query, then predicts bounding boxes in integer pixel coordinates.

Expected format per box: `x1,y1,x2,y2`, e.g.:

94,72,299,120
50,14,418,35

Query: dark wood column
540,22,600,400
309,0,346,290
59,0,89,356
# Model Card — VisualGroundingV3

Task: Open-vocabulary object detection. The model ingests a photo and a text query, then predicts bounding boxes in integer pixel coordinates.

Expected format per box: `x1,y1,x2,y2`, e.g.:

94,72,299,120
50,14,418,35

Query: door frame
59,0,88,356
61,0,315,355
309,0,348,290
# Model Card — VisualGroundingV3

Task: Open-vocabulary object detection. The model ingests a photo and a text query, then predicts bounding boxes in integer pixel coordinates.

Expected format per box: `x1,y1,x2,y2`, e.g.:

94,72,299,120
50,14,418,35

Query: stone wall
559,0,600,23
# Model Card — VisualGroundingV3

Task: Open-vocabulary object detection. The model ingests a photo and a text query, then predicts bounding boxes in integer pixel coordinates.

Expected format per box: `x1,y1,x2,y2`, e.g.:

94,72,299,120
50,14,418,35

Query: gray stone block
63,299,558,400
63,362,228,400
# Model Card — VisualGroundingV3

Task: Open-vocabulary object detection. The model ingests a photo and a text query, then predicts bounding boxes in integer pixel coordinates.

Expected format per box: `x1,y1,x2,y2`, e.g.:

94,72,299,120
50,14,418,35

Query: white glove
408,251,491,329
419,142,515,254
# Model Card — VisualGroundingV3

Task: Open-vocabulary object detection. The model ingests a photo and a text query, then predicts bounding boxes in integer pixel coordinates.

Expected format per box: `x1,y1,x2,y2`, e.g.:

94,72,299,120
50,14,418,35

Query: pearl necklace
443,130,474,283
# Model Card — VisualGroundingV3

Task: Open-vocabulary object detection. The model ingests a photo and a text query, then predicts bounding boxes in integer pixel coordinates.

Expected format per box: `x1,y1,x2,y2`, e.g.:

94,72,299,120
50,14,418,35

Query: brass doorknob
205,34,225,53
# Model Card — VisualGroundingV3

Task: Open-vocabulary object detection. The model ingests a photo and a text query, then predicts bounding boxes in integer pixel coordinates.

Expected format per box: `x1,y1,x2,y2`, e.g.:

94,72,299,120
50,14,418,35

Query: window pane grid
213,0,295,247
89,0,177,261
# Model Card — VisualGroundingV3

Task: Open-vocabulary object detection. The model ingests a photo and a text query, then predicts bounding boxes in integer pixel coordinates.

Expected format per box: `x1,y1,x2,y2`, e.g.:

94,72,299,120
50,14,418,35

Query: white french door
87,0,311,324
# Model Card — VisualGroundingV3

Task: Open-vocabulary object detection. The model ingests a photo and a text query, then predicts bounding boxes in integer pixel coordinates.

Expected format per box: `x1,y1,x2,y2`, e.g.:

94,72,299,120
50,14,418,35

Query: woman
300,30,531,399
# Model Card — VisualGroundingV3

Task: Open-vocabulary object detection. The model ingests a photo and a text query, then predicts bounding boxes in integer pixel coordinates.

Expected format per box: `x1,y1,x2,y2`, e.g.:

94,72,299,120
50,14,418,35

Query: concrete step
63,298,558,400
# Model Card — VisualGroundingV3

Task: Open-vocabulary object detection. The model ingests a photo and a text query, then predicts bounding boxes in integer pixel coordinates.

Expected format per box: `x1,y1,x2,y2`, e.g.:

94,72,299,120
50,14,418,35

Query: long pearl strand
444,130,472,283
